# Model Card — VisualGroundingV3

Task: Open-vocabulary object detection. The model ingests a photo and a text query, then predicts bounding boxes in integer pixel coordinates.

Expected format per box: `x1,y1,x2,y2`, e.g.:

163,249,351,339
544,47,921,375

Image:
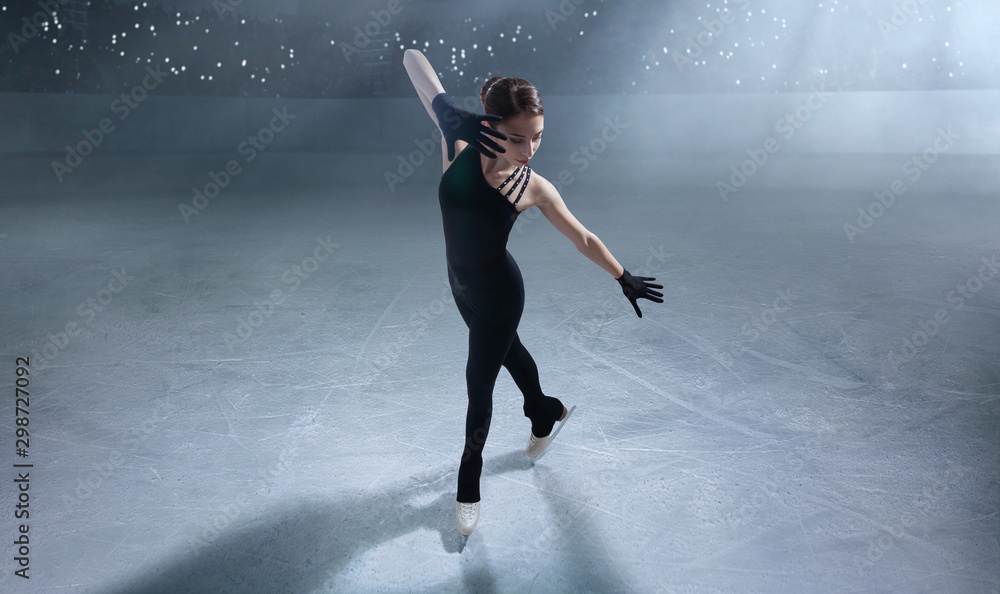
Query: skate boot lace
458,502,478,521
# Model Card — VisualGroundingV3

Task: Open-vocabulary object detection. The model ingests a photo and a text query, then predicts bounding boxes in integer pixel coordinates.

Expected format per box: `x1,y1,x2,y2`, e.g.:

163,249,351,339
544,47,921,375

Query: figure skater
402,49,663,536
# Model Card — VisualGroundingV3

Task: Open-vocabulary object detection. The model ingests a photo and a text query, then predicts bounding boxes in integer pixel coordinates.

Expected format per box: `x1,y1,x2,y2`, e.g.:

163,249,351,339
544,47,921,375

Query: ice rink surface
0,152,998,593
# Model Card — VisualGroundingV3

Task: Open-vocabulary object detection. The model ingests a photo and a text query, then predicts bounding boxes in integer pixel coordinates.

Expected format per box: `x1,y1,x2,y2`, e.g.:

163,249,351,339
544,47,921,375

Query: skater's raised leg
502,332,565,437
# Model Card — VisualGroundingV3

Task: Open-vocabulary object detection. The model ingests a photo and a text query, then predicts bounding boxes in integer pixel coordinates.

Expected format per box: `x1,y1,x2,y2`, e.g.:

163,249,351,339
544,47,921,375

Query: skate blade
531,405,576,463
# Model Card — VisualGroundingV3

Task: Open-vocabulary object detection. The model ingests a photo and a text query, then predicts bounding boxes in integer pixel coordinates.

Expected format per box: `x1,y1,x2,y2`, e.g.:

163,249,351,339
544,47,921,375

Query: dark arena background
1,0,998,591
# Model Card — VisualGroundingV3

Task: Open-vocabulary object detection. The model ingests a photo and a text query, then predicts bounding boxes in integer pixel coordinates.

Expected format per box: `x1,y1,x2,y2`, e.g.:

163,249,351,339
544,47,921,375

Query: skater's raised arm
403,49,446,129
534,174,663,318
403,49,507,169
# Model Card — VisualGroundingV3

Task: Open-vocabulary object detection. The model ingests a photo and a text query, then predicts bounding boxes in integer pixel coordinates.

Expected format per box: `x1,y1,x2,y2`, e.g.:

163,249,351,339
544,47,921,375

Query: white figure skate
456,501,480,536
526,405,575,459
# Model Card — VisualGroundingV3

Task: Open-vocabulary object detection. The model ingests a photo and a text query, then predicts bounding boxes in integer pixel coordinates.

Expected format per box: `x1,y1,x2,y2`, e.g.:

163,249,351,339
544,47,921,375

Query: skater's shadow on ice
110,451,540,593
530,465,629,593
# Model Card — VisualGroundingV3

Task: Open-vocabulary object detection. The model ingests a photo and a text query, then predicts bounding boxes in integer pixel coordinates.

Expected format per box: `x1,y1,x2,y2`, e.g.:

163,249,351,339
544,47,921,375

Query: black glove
432,92,507,160
616,269,663,318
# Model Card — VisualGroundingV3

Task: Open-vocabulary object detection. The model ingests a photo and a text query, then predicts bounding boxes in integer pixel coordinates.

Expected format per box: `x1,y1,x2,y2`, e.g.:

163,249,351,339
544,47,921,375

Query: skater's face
486,114,543,167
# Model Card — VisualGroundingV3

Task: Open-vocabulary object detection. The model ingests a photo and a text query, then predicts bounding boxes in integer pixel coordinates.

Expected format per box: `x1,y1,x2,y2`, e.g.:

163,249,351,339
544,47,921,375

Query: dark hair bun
479,76,544,118
480,76,504,106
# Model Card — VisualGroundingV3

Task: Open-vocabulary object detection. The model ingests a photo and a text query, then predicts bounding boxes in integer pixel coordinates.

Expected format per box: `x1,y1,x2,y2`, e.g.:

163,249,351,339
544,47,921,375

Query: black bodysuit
439,144,564,503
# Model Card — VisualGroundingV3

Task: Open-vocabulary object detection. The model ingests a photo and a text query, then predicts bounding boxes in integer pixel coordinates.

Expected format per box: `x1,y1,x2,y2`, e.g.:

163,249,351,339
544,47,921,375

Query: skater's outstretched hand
616,268,664,318
432,92,507,160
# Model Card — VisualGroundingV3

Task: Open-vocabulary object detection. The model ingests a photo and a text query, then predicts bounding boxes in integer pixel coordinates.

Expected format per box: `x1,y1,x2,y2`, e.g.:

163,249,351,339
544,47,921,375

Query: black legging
448,251,564,503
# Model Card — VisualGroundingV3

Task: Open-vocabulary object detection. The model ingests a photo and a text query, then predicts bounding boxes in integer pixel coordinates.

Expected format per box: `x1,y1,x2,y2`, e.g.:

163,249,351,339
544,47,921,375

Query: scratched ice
0,145,996,593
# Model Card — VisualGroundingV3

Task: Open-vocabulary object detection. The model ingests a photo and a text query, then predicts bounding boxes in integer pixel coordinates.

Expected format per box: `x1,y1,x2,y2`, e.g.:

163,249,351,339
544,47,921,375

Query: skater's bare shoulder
531,172,591,249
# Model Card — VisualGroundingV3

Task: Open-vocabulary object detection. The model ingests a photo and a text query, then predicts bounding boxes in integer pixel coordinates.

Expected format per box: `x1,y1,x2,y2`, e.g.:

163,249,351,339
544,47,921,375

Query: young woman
402,49,663,536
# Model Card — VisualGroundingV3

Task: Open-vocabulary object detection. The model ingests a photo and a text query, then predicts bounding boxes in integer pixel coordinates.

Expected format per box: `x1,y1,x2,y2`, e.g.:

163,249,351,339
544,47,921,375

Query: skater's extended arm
535,175,624,278
535,174,663,317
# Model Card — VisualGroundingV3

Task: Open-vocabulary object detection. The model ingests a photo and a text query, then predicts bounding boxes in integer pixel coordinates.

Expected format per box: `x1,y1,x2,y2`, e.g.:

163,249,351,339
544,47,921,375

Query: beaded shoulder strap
496,166,522,193
511,166,531,206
